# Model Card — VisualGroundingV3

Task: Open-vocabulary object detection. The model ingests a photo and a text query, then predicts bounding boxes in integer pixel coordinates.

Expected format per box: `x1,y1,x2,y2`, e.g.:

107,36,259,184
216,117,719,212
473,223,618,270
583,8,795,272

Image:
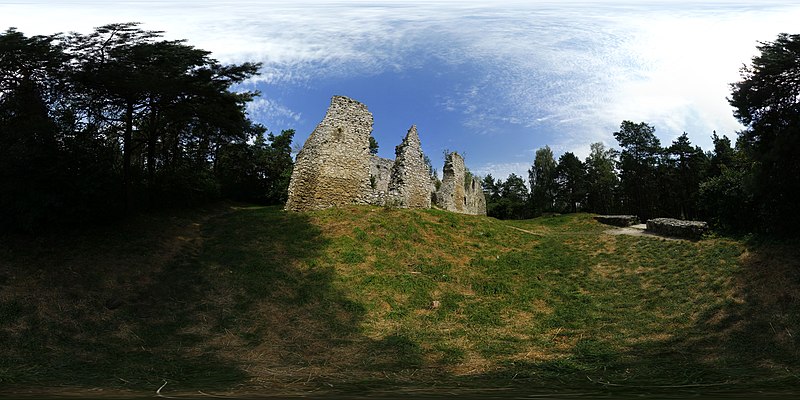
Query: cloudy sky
3,1,800,180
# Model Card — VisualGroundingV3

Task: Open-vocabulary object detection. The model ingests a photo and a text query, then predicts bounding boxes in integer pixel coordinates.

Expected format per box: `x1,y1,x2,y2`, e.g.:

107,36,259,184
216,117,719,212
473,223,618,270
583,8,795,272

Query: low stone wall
646,218,708,239
594,215,639,227
364,190,402,207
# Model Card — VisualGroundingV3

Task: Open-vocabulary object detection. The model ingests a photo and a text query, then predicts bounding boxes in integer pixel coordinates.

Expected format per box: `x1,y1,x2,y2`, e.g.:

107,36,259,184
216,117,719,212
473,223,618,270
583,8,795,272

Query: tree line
484,33,800,235
2,24,798,236
0,24,294,232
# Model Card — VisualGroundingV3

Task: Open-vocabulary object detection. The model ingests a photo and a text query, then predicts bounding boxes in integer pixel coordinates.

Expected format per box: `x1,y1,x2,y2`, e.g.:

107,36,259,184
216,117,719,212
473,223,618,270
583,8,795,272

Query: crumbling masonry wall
435,152,467,213
465,175,487,215
434,152,487,215
285,96,373,212
388,125,432,208
286,95,486,215
370,155,393,194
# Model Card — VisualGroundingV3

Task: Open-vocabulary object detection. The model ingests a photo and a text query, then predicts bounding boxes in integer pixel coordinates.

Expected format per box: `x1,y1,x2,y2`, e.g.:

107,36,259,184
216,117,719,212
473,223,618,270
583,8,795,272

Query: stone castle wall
465,175,487,215
434,152,486,215
370,155,393,194
285,96,373,212
286,95,486,215
388,125,432,208
435,152,467,213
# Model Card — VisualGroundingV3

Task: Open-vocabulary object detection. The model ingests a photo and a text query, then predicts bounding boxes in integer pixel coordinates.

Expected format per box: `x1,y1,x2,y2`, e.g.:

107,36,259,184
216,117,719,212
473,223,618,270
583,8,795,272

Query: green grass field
0,204,798,397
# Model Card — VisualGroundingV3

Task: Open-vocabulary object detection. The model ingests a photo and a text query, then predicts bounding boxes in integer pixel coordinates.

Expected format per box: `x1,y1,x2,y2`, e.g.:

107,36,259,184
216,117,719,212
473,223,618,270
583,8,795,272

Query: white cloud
431,2,800,153
4,0,800,156
246,98,302,129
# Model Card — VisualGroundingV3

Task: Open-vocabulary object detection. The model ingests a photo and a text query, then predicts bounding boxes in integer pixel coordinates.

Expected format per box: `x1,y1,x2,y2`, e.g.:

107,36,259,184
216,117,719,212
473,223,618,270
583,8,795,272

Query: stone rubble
646,218,708,240
594,215,639,227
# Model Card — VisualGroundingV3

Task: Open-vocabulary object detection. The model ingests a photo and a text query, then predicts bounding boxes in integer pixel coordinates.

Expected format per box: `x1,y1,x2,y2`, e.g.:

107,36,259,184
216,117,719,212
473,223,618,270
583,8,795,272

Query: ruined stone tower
285,95,485,215
434,152,487,215
388,125,432,208
285,96,373,212
465,175,487,215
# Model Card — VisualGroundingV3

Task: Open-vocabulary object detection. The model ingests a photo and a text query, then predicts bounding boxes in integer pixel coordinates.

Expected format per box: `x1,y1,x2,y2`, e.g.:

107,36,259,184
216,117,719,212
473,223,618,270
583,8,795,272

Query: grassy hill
1,204,798,397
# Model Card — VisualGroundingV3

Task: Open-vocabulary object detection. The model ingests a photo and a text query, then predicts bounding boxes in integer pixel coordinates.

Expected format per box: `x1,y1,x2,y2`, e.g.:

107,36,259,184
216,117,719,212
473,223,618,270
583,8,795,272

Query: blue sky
4,1,800,180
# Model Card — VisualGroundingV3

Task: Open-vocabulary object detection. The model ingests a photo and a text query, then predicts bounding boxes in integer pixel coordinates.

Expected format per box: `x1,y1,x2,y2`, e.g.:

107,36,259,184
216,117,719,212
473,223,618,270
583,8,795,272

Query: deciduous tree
584,142,619,215
529,146,557,216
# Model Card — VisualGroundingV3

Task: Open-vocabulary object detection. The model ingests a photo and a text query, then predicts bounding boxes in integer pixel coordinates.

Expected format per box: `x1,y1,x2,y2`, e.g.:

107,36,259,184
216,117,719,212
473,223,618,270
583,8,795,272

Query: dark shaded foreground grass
0,205,251,394
0,204,798,398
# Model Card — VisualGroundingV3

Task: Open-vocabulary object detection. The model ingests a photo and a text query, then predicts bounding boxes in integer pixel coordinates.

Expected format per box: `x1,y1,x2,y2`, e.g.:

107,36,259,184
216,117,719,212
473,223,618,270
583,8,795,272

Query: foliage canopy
0,24,293,232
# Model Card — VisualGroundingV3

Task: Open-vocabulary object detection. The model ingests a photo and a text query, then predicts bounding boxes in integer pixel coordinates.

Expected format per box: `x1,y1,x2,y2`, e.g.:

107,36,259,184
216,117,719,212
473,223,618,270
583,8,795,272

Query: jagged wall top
284,96,373,211
388,125,432,208
434,152,486,215
285,95,485,215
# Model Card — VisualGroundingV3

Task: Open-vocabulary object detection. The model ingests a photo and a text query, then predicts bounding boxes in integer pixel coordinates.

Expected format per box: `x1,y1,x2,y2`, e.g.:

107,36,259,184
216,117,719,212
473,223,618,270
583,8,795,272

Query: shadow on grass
8,207,796,396
666,238,800,380
198,206,425,388
609,238,800,391
0,205,426,395
0,205,250,392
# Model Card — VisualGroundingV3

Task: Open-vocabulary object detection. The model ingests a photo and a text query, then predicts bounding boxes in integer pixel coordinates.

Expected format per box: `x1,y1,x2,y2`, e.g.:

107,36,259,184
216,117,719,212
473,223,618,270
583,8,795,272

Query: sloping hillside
1,205,798,397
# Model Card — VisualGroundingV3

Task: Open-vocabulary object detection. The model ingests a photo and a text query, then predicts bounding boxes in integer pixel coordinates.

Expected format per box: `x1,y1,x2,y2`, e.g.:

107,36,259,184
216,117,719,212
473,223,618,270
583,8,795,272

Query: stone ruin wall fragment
370,155,393,194
434,152,467,213
434,152,487,216
286,95,486,215
388,125,432,208
285,96,373,212
465,175,487,215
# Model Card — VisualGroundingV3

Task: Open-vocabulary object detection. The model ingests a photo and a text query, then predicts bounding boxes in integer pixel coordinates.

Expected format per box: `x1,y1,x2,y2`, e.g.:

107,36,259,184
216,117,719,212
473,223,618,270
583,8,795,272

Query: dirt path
508,225,544,236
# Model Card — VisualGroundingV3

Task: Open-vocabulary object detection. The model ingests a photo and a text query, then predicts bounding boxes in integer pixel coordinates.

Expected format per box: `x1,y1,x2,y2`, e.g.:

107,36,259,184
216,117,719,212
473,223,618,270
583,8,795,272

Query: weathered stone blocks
286,95,486,215
594,215,639,227
434,152,486,215
389,125,432,209
285,96,373,212
435,152,466,213
466,175,487,216
646,218,708,239
369,155,393,194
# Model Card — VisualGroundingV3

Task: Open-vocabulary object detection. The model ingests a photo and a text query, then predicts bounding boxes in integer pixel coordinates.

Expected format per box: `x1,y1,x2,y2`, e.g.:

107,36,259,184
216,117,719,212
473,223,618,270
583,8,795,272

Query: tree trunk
123,100,133,213
146,100,158,200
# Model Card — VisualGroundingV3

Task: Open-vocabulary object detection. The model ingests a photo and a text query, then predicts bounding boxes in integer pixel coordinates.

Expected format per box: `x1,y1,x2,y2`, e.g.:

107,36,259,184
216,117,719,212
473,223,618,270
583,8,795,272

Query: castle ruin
285,96,373,211
388,125,432,209
434,152,487,215
285,95,486,215
369,155,393,194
